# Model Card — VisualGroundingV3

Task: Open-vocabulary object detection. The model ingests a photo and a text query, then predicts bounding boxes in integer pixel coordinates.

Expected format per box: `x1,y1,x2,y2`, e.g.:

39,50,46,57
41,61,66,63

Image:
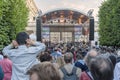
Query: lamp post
87,9,94,17
36,10,42,41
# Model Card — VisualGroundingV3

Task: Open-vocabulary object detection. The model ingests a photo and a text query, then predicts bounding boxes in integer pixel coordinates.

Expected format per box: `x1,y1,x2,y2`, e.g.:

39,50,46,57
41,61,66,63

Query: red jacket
80,71,91,80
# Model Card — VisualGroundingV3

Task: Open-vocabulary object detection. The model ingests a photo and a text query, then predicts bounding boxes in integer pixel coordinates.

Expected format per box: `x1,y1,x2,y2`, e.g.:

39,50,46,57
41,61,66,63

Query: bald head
84,49,98,69
88,50,98,57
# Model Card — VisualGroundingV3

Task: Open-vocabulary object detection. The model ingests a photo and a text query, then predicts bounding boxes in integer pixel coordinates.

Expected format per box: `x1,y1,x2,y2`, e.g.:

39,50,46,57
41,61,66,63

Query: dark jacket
0,66,4,80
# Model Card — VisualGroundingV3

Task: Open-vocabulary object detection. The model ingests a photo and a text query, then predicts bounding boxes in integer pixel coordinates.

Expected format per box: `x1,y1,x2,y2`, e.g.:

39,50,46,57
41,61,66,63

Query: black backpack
61,67,78,80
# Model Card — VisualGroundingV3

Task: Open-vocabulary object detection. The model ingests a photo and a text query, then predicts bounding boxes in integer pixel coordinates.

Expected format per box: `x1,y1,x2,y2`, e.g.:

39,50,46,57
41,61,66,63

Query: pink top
0,58,12,80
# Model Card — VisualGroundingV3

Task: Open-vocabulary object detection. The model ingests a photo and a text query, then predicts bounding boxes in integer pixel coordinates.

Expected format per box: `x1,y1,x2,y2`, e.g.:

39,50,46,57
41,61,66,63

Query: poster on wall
42,26,50,41
74,26,82,42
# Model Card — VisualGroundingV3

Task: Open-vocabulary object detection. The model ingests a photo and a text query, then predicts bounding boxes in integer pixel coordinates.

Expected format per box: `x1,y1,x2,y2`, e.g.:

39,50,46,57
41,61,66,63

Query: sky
34,0,104,21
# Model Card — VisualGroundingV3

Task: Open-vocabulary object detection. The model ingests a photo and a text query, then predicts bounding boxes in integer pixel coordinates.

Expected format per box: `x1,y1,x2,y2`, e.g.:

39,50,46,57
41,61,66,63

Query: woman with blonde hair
56,56,65,68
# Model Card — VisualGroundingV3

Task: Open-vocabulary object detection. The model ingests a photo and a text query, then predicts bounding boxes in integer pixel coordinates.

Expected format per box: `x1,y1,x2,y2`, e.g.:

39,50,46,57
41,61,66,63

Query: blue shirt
51,51,62,57
0,66,4,80
2,42,46,80
75,60,88,71
51,51,62,63
114,62,120,80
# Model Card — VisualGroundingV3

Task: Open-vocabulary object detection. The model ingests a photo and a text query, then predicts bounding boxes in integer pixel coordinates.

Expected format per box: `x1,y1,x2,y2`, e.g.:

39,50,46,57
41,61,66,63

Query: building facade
26,0,38,32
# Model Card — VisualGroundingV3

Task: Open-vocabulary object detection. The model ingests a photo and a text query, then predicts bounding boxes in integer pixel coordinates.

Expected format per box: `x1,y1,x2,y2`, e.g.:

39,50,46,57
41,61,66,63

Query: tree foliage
0,0,28,49
99,0,120,46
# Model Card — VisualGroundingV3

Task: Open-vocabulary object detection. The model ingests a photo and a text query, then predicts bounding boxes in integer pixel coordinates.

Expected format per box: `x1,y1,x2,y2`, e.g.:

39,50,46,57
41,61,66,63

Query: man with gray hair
80,50,98,80
84,50,98,68
59,52,81,80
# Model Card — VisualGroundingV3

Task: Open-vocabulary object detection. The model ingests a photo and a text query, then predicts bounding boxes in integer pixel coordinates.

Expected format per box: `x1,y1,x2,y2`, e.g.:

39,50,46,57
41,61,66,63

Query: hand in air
12,40,18,48
26,39,35,46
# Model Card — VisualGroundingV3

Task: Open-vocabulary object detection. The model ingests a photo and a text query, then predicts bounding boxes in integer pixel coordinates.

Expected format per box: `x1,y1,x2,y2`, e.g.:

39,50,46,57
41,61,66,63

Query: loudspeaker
89,17,94,40
36,17,42,41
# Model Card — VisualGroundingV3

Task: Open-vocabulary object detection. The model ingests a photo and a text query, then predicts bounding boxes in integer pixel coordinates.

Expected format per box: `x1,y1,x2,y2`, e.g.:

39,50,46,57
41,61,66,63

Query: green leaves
99,0,120,47
0,0,28,50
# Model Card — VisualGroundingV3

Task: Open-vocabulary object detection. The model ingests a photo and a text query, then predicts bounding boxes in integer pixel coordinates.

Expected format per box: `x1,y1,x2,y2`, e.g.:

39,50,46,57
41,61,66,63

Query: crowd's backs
37,41,119,80
1,39,120,80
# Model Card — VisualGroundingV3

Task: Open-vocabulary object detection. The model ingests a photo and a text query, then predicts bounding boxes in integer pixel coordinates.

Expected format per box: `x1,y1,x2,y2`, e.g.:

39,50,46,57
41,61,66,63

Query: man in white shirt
2,32,46,80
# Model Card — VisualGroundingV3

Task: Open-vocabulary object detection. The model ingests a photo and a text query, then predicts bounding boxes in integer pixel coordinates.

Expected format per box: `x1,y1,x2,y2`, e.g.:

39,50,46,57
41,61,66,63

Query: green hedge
0,0,28,50
99,0,120,47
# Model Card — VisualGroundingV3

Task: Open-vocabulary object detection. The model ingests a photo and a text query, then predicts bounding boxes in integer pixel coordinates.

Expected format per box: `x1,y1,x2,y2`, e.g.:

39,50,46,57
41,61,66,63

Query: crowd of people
0,31,120,80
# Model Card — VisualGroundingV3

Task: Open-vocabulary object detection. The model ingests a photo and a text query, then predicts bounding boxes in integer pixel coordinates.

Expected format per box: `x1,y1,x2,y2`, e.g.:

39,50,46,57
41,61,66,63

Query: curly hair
39,52,52,62
27,62,61,80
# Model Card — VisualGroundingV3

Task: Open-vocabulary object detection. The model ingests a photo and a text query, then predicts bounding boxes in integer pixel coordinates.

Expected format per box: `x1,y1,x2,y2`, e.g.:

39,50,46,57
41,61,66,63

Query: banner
74,26,82,42
42,26,50,41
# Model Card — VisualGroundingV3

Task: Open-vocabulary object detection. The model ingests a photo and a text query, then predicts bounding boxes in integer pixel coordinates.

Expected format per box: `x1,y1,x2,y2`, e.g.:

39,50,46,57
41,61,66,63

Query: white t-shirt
0,54,3,60
29,33,37,41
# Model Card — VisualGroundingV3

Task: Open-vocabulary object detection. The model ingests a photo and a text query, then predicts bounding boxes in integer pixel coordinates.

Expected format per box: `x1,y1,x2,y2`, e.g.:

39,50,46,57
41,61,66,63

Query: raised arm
2,44,14,56
27,39,46,54
32,41,46,52
2,40,18,56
